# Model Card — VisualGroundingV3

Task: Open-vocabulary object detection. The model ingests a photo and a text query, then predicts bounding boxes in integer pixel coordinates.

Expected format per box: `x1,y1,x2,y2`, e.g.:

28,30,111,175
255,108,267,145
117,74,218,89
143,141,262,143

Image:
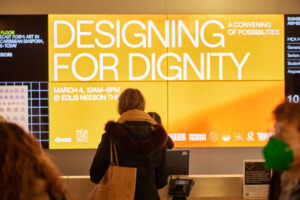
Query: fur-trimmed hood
105,121,168,155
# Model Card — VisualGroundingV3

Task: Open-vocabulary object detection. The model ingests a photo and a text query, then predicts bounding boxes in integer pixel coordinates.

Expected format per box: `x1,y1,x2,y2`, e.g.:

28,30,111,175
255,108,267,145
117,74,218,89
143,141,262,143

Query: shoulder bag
87,139,137,200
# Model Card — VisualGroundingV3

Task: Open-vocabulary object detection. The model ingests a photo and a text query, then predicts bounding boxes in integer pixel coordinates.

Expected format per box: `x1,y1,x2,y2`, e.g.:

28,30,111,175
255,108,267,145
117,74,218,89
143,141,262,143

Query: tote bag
87,139,137,200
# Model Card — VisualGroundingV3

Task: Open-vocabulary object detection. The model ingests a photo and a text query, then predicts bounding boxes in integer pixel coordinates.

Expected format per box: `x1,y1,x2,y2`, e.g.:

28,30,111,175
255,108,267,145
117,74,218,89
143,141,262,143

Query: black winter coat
268,172,300,200
268,172,281,200
90,121,169,200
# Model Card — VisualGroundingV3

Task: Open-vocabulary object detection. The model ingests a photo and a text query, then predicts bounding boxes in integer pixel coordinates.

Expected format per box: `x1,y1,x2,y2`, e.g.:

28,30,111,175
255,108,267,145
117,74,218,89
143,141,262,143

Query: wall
46,148,263,175
1,0,300,14
1,0,300,175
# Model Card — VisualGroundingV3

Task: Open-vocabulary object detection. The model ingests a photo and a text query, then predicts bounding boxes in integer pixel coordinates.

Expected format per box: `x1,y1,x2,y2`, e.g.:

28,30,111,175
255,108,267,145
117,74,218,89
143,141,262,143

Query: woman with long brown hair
0,122,69,200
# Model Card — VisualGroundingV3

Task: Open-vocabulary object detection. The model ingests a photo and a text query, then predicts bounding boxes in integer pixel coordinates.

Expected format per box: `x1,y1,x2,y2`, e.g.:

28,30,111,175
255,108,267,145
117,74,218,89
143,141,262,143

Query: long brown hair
0,122,68,200
118,88,145,114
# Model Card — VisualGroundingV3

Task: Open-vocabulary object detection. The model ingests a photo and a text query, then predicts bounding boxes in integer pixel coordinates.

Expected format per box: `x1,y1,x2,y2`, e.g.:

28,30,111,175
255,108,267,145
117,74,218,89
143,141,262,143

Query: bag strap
113,142,119,166
110,139,113,164
110,138,119,166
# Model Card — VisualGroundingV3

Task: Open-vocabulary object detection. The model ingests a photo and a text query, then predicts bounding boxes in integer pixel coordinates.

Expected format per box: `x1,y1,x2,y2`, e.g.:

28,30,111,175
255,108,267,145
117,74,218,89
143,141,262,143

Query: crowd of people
0,88,300,200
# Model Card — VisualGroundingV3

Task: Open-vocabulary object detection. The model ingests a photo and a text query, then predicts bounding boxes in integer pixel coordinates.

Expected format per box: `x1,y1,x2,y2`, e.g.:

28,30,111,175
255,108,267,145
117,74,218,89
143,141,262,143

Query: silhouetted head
118,88,145,115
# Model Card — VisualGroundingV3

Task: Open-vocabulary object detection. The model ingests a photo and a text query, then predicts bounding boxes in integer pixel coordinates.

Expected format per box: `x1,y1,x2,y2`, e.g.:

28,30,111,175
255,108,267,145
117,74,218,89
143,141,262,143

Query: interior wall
1,0,300,175
45,147,263,175
1,0,300,14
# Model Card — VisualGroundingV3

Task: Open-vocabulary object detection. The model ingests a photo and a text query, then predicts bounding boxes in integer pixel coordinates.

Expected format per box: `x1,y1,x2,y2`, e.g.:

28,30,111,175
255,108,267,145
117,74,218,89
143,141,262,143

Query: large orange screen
48,15,284,149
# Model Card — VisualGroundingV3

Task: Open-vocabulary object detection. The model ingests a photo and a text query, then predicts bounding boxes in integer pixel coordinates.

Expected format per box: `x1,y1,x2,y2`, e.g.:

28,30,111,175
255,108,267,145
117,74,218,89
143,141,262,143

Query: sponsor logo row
54,130,273,143
169,132,274,142
54,129,89,143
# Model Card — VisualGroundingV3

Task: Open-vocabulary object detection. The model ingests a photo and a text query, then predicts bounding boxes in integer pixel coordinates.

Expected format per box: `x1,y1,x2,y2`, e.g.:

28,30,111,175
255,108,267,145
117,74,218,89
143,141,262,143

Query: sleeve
155,146,169,189
89,133,110,184
166,136,174,149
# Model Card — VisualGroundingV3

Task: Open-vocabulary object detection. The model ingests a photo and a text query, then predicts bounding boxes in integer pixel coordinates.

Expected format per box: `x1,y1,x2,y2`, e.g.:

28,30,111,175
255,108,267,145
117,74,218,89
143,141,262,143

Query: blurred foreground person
148,112,174,149
90,88,169,200
0,122,69,200
263,101,300,200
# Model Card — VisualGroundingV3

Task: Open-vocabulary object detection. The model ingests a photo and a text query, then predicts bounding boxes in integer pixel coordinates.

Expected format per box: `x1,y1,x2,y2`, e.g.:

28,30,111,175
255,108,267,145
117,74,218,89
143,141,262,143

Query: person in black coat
90,88,169,200
266,102,300,200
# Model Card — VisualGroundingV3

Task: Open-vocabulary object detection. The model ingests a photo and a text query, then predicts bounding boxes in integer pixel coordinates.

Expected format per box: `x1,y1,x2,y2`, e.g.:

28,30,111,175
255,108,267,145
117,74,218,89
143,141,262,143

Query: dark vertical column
285,15,300,103
0,15,49,148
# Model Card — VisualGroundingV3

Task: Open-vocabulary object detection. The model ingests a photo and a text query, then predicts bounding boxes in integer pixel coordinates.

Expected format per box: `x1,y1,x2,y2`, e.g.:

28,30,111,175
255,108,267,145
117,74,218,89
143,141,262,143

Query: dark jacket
90,121,169,200
166,137,174,149
269,172,281,200
269,172,300,200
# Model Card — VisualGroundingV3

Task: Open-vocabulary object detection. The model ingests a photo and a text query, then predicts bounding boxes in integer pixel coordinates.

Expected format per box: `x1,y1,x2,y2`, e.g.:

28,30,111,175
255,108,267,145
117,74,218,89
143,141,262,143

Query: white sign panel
243,160,271,199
